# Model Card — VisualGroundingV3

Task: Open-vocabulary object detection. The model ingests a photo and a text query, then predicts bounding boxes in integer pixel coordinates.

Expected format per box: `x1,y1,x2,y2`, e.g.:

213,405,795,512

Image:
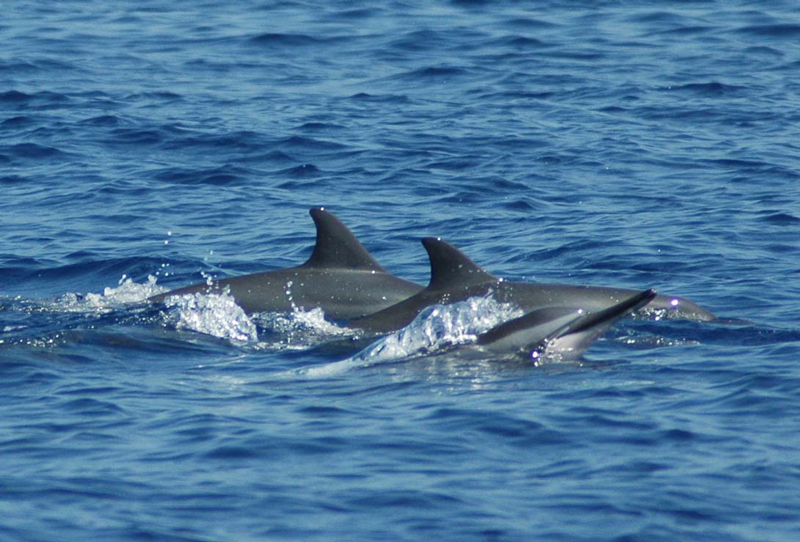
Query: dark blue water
3,1,800,540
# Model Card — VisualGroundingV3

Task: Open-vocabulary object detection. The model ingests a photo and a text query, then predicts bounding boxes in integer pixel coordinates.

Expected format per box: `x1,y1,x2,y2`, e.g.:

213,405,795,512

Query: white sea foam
165,289,258,343
55,274,166,312
300,295,522,377
252,306,357,351
56,274,257,343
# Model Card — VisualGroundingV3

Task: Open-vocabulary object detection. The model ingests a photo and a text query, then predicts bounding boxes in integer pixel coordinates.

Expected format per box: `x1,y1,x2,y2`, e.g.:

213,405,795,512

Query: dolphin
148,208,423,319
347,237,714,335
475,288,657,360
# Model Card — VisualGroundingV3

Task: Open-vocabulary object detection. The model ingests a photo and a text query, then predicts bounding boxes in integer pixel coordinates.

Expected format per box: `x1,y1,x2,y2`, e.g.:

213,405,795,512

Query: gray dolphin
347,237,714,335
148,208,423,319
475,289,657,360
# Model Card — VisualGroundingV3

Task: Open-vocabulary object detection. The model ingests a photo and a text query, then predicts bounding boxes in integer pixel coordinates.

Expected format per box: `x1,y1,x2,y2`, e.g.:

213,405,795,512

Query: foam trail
56,274,166,312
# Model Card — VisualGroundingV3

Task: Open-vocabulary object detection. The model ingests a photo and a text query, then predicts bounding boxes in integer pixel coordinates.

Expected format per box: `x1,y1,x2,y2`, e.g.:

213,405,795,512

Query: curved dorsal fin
421,237,497,290
303,207,387,271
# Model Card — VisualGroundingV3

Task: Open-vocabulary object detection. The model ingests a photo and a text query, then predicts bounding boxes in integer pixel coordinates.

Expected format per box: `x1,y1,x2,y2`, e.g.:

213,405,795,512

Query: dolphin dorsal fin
421,237,497,290
303,207,387,271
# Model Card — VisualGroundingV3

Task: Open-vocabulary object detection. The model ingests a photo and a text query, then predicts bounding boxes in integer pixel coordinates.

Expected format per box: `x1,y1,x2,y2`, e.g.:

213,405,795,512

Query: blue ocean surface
3,1,800,540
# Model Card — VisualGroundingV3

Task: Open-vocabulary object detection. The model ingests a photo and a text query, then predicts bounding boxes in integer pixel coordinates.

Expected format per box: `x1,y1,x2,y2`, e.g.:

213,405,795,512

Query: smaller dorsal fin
421,237,497,290
303,207,387,271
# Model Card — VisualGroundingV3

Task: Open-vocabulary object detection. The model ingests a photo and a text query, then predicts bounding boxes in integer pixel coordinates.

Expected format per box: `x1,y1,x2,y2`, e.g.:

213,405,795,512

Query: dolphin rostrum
148,208,423,319
347,237,714,335
475,288,657,360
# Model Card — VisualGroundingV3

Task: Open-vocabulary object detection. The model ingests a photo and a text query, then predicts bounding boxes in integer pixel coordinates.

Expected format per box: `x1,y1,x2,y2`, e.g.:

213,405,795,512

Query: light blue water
2,1,800,541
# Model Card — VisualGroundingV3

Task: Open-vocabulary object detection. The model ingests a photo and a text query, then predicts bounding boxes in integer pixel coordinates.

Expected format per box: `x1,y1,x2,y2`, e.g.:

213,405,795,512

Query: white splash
252,306,356,351
300,295,522,377
165,290,257,343
56,274,166,312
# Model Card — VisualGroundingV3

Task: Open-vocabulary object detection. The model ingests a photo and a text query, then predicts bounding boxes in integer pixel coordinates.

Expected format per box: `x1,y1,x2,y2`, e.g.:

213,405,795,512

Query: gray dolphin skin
347,237,714,335
148,208,423,319
475,289,657,359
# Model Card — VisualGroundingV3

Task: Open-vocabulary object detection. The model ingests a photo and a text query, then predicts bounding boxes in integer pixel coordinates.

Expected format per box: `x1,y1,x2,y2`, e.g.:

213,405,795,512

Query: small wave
489,35,551,50
79,115,123,127
248,33,320,47
248,33,346,48
124,91,183,102
743,45,783,57
160,130,266,153
153,165,254,186
108,127,164,146
736,24,800,39
392,66,473,82
297,121,346,132
0,90,33,103
62,397,124,416
0,58,76,73
758,211,800,225
347,92,410,104
0,61,39,73
660,82,743,96
504,17,559,30
390,29,451,52
0,90,70,110
277,135,348,152
1,116,35,129
328,8,378,21
247,149,295,164
275,164,321,178
0,175,27,184
653,25,716,37
627,11,692,25
2,143,64,160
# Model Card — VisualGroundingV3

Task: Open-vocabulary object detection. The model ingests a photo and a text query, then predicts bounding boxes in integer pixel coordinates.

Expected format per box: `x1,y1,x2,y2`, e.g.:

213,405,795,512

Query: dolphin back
148,208,423,318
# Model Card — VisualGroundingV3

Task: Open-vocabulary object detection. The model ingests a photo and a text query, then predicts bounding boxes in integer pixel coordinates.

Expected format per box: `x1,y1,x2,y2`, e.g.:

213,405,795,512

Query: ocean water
2,1,800,540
